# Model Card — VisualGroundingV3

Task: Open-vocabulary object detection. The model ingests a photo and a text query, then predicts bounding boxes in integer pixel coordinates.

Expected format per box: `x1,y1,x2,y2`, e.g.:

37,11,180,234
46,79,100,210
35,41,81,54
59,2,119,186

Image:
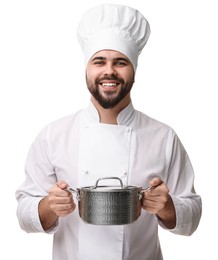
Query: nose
103,62,117,76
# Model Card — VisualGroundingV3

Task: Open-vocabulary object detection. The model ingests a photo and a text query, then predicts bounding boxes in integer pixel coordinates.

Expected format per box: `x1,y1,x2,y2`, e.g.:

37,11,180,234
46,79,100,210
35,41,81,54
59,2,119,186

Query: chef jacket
16,101,202,260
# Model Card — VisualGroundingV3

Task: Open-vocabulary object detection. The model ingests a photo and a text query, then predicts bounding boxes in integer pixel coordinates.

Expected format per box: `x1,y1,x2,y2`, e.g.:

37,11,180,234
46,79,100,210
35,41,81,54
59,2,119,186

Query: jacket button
122,169,127,176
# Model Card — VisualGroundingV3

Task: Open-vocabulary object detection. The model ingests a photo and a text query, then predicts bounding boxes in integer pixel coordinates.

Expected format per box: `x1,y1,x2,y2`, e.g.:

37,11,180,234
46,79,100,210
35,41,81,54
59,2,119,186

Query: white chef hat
77,3,150,71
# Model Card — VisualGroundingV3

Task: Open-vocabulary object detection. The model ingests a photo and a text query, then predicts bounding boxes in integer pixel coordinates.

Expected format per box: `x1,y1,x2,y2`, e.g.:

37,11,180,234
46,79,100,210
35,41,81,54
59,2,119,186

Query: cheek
127,68,135,78
86,68,98,81
124,72,135,84
86,69,93,84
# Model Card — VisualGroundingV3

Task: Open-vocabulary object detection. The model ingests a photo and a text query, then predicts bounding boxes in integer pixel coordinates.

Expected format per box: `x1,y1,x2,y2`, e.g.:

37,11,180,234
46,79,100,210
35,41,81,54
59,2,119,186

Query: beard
86,75,134,109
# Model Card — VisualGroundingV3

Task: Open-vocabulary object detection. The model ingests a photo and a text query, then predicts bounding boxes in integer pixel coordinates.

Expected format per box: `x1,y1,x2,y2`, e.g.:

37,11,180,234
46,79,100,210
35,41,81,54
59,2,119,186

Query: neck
91,95,131,124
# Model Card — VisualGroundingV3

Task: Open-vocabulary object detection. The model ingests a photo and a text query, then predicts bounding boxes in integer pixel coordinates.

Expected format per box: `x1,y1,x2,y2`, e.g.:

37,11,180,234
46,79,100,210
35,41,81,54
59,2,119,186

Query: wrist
157,194,176,229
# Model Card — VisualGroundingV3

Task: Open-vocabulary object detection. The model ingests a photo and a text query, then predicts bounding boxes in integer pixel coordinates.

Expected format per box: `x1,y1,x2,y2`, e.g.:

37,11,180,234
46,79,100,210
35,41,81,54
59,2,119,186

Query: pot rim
78,185,142,192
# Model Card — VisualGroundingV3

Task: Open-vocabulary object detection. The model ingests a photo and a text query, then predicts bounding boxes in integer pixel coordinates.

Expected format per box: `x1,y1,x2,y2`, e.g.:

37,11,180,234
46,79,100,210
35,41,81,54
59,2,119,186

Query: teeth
102,83,117,87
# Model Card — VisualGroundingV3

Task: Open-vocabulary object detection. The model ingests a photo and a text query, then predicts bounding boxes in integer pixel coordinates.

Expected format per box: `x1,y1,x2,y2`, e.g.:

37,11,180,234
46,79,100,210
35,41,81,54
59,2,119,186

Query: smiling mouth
102,82,118,86
100,82,120,90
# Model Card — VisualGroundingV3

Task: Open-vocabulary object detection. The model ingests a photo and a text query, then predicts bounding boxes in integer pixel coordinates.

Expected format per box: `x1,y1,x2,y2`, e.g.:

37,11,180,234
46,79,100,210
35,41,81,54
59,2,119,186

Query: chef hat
77,3,150,71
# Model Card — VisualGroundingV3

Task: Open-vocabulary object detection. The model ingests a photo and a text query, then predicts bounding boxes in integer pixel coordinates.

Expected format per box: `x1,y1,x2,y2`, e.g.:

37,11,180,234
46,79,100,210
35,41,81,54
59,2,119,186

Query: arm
16,125,76,233
142,130,202,235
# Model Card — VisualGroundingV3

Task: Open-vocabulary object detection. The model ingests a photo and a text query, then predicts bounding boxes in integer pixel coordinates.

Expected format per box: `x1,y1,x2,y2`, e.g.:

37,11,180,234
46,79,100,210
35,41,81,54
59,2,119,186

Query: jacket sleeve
15,125,59,233
158,129,202,235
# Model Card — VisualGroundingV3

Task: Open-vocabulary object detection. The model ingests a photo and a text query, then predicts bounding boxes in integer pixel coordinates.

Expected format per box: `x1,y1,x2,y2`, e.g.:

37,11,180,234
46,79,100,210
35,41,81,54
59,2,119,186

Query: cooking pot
67,177,152,225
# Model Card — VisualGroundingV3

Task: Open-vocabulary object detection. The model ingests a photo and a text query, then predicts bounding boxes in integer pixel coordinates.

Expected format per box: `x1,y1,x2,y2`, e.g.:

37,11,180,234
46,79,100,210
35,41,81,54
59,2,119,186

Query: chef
15,4,202,260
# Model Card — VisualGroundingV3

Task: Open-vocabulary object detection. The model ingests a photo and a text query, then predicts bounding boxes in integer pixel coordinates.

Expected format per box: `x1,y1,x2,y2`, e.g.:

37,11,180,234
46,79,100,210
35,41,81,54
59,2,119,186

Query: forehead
90,49,130,61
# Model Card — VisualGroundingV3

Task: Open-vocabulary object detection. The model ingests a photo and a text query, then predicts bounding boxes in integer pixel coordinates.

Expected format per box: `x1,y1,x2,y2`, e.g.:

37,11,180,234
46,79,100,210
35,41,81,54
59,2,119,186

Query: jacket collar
86,101,135,126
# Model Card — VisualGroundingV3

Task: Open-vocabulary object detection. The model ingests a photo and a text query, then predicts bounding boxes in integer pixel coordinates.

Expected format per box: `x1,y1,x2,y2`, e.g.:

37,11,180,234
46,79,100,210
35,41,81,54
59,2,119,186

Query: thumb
149,177,163,187
57,180,68,190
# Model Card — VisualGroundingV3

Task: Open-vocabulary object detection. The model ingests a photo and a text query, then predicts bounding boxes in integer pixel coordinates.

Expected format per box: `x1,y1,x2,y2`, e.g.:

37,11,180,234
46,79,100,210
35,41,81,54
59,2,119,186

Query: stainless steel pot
67,177,152,225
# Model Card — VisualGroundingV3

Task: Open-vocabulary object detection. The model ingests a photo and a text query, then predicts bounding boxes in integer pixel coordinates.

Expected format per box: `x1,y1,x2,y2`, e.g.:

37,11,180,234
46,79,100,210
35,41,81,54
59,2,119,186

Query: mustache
95,76,124,85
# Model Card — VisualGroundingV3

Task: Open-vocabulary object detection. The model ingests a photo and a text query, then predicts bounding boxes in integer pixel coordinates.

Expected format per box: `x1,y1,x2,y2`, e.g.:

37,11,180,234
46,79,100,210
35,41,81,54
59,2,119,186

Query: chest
77,123,133,187
53,122,168,188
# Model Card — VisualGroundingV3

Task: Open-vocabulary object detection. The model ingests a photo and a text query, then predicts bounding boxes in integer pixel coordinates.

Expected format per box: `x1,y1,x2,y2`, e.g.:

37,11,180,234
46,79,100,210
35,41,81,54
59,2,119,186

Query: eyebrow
114,57,130,63
91,56,106,61
91,56,130,63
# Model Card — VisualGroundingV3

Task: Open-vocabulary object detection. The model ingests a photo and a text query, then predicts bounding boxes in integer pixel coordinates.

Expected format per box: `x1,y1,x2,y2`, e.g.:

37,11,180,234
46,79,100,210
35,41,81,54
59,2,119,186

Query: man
16,4,202,260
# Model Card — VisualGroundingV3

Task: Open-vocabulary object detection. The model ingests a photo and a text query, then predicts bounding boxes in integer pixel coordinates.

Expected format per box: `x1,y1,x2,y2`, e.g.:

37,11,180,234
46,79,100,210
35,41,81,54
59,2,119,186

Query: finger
141,199,157,213
143,190,160,201
55,200,75,211
51,200,76,217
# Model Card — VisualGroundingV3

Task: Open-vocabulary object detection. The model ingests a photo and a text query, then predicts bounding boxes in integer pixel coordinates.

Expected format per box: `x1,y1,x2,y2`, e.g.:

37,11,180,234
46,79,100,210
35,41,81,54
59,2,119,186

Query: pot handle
94,177,124,189
66,187,81,201
138,185,153,200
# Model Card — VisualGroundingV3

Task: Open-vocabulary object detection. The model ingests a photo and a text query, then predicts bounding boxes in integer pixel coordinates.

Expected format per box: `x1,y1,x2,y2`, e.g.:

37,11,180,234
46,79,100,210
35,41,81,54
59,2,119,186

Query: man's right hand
39,180,76,231
47,181,76,217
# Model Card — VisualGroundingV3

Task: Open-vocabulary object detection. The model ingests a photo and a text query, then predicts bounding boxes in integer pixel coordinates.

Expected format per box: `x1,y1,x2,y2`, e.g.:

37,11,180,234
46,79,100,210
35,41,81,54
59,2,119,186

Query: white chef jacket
16,101,202,260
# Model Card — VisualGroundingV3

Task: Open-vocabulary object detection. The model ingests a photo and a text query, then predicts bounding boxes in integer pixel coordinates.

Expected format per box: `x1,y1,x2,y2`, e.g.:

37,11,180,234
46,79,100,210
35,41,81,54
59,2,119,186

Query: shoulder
33,108,85,142
134,109,175,134
48,109,83,129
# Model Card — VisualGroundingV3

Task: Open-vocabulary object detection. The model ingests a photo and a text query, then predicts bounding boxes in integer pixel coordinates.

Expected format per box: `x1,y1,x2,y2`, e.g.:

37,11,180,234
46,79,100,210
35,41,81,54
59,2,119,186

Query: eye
92,60,106,66
114,58,129,67
116,61,127,66
94,61,105,65
90,57,106,66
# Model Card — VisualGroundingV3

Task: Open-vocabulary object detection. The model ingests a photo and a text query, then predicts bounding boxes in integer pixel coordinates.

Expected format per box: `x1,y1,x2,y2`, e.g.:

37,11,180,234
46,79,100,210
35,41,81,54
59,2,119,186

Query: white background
0,0,217,259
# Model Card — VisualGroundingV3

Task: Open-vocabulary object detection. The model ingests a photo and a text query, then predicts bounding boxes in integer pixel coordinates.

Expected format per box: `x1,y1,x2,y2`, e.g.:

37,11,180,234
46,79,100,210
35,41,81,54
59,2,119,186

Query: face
86,50,135,109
